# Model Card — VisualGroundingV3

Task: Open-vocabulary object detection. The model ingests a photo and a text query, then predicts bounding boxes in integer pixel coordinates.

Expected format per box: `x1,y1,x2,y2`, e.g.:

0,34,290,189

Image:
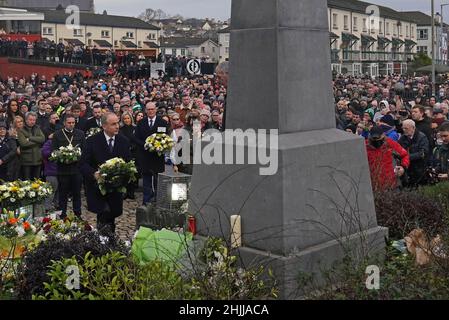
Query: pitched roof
120,40,137,48
326,0,416,23
65,38,84,46
143,41,160,48
94,39,112,48
217,27,230,34
36,9,160,30
400,11,449,27
159,37,217,48
215,0,417,35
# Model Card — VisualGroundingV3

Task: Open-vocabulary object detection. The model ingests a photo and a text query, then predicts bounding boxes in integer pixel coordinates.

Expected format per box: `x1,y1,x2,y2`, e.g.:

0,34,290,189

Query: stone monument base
190,129,387,298
235,226,387,299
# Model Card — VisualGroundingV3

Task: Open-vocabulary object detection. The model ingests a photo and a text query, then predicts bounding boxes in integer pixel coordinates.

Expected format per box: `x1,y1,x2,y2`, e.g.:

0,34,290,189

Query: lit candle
230,215,242,249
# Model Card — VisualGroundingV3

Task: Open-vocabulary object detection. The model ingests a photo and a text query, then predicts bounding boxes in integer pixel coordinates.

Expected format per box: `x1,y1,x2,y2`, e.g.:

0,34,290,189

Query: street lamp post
432,0,436,96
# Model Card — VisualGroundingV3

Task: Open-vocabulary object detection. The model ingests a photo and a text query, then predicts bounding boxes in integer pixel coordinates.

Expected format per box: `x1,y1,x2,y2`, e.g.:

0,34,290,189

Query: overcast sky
94,0,447,20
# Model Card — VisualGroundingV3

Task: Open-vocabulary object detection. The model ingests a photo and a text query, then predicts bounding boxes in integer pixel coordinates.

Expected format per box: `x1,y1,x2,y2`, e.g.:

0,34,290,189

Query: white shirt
148,116,156,127
104,132,115,149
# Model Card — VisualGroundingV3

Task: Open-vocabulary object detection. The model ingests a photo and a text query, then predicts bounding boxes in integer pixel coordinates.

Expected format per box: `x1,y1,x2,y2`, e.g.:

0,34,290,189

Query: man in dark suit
71,104,88,132
134,102,169,205
52,114,85,218
84,103,103,132
80,112,131,235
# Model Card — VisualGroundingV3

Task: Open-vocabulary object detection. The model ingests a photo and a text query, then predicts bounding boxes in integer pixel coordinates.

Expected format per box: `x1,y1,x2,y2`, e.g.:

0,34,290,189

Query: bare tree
137,8,182,22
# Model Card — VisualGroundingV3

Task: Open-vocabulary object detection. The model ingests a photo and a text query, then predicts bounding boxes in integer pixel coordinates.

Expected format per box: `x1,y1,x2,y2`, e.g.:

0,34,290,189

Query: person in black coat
52,115,85,218
0,122,17,181
84,104,103,133
71,104,88,132
399,119,430,187
134,102,169,205
80,112,131,235
411,105,434,153
119,112,138,199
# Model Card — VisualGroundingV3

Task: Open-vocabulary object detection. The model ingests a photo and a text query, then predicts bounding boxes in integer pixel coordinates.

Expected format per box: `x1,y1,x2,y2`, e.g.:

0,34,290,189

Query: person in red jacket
366,126,410,192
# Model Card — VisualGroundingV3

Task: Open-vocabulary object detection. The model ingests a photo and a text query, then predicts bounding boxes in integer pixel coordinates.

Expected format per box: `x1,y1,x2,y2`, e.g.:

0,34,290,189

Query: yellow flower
31,183,40,190
9,186,19,193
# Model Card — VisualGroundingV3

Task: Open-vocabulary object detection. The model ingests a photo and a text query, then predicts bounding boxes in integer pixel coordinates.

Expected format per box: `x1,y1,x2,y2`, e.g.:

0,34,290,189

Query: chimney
103,10,107,15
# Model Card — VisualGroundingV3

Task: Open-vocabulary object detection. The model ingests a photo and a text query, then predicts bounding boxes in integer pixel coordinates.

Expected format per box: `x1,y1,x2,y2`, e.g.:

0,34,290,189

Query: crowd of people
0,62,228,234
334,74,449,191
0,38,215,79
4,60,449,233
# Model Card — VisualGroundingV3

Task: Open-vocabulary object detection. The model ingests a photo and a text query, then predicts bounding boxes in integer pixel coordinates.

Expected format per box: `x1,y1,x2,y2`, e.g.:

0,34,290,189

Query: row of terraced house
218,0,449,77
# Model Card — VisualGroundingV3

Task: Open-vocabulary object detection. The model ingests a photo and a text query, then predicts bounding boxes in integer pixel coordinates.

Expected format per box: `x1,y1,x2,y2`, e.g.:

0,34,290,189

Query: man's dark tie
108,138,114,153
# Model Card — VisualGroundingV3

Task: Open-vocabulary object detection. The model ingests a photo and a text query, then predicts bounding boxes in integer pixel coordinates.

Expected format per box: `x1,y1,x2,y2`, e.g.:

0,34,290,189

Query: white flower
10,198,16,203
99,235,109,245
15,226,25,237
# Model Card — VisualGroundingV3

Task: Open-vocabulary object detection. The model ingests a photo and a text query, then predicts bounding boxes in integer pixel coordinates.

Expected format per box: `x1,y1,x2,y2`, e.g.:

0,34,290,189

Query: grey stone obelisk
189,0,387,298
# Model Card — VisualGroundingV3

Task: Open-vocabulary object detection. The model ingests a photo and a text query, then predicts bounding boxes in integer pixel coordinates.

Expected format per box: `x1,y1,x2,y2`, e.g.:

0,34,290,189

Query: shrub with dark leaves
16,231,129,300
375,190,445,239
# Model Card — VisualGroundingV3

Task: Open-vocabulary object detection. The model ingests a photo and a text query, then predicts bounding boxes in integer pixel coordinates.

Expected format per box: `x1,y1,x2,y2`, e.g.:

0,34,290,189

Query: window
181,49,186,55
225,47,229,54
371,19,375,33
333,13,338,29
151,33,156,40
101,30,110,38
417,46,428,55
114,40,118,47
138,41,142,47
406,25,409,38
88,39,92,46
201,46,206,53
126,32,134,38
172,48,177,55
212,47,215,52
399,25,402,36
73,29,83,36
344,15,349,30
363,18,367,32
386,22,390,35
379,21,383,34
411,26,415,38
418,29,428,40
161,48,166,55
43,27,53,35
353,17,358,31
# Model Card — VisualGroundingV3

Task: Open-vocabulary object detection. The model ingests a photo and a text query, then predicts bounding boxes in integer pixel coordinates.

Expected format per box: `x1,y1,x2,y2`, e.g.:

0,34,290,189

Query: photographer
399,119,430,187
433,122,449,181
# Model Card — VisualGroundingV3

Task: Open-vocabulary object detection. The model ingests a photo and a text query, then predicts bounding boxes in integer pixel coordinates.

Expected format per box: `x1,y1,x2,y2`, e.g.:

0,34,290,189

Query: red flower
43,224,51,233
42,217,51,224
84,223,92,231
8,218,18,225
23,221,31,231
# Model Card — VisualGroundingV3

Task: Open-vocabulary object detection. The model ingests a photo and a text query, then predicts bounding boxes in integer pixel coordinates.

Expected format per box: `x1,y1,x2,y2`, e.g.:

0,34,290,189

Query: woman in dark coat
0,121,18,182
119,112,138,199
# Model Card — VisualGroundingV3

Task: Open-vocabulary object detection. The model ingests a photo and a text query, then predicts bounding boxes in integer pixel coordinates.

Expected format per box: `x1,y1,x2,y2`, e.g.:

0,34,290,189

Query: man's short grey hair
101,112,116,126
25,111,37,121
402,119,416,128
216,61,229,74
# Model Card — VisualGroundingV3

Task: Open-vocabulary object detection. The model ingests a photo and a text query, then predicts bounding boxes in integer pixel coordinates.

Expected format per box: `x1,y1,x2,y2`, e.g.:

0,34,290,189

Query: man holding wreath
81,112,132,235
